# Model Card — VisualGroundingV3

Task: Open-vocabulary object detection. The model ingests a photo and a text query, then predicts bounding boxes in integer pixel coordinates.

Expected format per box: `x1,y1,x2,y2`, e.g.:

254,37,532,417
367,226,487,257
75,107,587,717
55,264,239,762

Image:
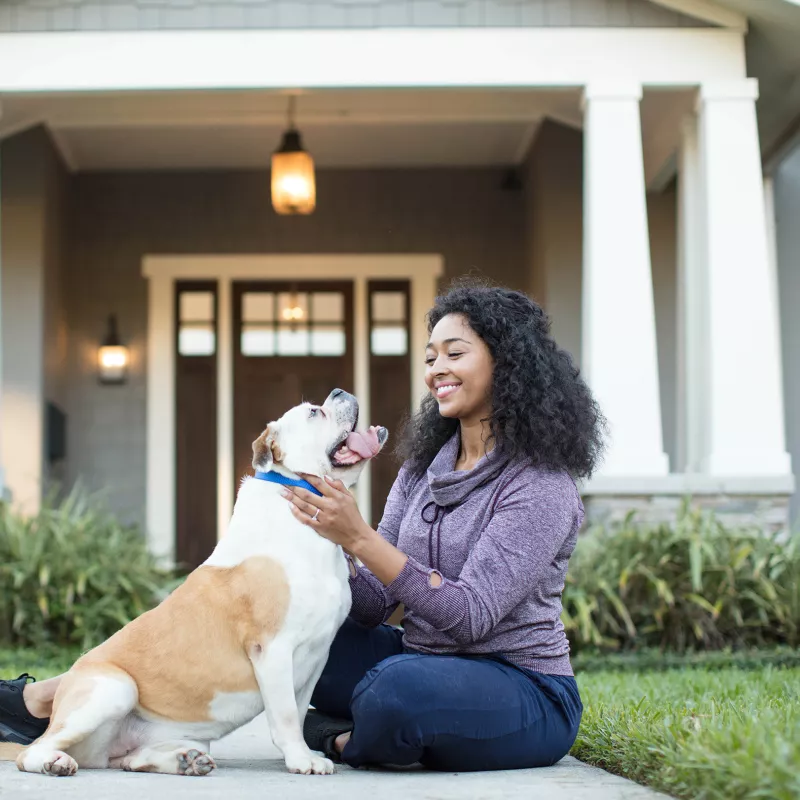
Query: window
178,290,216,356
241,290,346,357
370,290,408,356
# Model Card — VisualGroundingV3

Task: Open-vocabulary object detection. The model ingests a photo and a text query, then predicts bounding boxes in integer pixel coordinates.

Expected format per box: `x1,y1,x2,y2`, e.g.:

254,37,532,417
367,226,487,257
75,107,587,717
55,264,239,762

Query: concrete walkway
0,714,670,800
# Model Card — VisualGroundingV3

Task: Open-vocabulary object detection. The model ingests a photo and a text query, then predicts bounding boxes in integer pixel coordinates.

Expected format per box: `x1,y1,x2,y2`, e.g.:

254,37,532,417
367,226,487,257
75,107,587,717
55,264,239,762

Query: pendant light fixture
271,96,316,215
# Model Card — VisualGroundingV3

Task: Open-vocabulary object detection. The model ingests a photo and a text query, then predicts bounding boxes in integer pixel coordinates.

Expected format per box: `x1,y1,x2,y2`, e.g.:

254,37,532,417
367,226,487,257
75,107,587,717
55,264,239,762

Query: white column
145,273,176,565
695,80,791,476
353,276,370,522
582,83,669,477
216,277,233,541
676,113,706,474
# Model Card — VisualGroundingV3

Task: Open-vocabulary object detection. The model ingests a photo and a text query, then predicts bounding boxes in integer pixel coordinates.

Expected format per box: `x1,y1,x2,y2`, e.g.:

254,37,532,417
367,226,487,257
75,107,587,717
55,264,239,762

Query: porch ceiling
1,88,586,171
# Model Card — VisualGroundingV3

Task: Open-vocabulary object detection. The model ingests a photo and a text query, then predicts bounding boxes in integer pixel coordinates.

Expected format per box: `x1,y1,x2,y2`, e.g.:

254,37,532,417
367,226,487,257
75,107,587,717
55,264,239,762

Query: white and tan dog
6,388,387,778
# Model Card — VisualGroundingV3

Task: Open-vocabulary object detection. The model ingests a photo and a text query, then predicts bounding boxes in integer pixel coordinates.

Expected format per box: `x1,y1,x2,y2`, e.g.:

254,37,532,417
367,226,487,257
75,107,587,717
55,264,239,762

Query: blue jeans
310,617,583,772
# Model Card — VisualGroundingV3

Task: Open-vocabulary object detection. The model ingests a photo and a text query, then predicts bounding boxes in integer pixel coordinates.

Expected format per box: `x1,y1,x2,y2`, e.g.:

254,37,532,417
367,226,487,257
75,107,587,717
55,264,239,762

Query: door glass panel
371,292,406,322
371,327,407,356
277,326,310,356
241,289,346,358
242,292,275,323
181,291,215,321
241,327,276,356
179,290,215,356
311,292,344,322
370,290,408,356
312,325,346,356
278,292,308,323
180,326,215,356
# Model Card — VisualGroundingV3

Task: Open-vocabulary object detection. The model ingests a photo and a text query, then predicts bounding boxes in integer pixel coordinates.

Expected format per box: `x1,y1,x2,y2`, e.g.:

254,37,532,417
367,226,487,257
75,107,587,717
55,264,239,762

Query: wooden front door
232,282,355,496
174,276,413,566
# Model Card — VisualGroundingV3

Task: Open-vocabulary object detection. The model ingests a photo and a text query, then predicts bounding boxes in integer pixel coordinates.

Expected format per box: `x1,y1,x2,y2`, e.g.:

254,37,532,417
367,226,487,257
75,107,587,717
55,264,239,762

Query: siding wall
0,0,710,31
0,127,69,511
775,146,800,526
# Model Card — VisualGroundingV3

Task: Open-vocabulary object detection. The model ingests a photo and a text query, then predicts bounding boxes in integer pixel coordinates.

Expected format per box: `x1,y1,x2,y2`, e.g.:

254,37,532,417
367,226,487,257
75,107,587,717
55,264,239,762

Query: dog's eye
309,408,318,419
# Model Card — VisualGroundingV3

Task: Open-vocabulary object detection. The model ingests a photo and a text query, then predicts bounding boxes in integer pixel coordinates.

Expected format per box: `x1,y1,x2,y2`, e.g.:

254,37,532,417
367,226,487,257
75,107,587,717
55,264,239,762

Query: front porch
0,28,795,564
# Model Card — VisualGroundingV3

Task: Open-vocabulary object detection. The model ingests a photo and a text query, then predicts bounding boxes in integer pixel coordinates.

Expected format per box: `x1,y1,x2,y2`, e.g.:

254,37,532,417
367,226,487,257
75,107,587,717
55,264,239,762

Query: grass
574,663,800,800
0,646,81,680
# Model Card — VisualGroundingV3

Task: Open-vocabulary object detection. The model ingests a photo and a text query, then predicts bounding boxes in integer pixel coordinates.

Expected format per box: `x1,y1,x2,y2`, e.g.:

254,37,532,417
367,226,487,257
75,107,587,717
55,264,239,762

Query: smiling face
424,314,494,424
251,389,388,488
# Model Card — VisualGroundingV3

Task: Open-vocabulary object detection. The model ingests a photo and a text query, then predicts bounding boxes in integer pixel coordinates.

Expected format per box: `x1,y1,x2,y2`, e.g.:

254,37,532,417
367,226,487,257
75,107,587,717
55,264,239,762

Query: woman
0,284,605,772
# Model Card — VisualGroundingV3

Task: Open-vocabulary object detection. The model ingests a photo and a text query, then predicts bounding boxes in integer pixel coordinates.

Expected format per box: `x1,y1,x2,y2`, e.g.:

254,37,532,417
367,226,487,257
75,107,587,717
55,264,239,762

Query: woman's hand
283,475,411,585
281,475,371,552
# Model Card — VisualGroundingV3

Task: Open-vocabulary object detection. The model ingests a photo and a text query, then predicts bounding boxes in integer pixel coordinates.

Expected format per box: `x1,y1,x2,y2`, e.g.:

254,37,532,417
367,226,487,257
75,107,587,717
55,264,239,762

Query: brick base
582,493,791,533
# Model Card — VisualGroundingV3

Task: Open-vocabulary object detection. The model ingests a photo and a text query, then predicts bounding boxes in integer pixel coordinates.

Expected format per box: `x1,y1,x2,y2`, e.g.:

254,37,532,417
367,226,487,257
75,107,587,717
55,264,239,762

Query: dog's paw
285,753,335,775
177,749,216,776
43,752,78,777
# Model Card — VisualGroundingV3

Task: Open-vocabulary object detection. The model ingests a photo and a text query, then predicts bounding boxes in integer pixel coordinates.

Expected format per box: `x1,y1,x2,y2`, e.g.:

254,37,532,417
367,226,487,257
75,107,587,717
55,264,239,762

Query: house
0,0,798,568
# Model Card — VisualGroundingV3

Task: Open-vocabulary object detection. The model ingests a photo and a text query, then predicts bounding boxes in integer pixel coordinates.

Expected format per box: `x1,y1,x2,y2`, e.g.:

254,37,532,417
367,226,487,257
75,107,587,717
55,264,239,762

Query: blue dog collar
253,470,323,497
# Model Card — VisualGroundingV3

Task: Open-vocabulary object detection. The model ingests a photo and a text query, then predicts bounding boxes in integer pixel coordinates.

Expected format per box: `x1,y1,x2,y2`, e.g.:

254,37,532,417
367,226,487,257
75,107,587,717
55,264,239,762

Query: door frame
142,254,443,565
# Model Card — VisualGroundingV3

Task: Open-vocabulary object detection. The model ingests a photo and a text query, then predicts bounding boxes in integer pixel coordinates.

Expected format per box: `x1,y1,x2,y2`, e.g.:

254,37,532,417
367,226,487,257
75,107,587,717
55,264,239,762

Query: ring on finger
312,509,320,522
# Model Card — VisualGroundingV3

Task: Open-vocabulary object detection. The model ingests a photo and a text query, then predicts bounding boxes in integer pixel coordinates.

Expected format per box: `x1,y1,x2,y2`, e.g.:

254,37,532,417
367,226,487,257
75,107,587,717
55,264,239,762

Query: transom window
240,290,347,357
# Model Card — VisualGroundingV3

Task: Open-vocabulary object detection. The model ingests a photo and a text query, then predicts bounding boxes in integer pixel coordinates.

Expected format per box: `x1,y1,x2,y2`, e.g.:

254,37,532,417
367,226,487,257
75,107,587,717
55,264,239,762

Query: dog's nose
330,388,344,399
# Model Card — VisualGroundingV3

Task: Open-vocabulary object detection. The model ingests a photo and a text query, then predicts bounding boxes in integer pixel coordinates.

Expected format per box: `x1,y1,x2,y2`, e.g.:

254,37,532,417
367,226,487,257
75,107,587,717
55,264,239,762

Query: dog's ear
252,424,284,470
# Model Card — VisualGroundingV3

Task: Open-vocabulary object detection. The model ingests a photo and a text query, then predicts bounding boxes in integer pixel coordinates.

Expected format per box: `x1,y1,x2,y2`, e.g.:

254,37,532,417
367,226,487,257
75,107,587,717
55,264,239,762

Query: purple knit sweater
348,433,584,676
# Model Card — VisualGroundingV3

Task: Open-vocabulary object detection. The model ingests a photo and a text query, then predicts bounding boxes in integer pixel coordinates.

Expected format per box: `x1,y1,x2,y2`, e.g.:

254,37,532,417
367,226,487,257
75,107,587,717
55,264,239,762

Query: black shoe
0,674,50,745
302,710,354,763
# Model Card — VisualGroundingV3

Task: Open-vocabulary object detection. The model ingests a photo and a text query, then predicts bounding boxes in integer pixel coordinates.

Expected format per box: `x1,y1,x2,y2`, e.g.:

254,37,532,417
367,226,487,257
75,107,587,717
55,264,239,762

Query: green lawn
574,664,800,800
0,647,80,681
2,648,799,799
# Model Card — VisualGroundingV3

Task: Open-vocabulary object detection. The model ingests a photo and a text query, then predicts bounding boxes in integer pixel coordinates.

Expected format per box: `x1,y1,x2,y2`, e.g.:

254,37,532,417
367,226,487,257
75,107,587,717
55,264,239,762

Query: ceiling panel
57,120,539,170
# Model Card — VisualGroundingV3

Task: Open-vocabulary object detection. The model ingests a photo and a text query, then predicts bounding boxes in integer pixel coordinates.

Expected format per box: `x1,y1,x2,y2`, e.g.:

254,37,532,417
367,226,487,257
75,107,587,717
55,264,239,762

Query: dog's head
251,389,389,488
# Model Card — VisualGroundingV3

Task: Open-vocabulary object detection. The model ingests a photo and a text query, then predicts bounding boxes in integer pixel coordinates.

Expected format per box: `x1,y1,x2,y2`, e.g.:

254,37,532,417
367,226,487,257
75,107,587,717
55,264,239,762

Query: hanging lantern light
271,96,316,215
281,295,304,322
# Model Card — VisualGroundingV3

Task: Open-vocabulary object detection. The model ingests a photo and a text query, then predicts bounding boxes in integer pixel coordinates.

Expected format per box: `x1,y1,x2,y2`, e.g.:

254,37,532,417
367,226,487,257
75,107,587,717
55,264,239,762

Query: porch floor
0,714,669,799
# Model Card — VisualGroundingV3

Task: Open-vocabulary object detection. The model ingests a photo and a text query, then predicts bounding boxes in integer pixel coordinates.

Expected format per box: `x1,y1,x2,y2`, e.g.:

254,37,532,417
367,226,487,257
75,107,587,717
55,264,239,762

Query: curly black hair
399,280,606,478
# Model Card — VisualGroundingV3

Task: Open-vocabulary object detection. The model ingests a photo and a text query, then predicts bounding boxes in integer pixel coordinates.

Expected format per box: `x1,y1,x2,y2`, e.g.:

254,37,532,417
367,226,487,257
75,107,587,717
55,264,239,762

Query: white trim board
0,29,746,92
581,474,796,496
142,254,443,565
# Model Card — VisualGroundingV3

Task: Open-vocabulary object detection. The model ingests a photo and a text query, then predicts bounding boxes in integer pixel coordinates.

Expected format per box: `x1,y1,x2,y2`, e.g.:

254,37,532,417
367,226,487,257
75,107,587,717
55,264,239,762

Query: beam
0,29,747,92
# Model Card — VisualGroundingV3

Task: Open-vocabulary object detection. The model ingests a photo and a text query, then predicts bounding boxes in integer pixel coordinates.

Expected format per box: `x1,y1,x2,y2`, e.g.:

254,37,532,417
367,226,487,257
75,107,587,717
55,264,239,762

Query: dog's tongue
345,427,381,458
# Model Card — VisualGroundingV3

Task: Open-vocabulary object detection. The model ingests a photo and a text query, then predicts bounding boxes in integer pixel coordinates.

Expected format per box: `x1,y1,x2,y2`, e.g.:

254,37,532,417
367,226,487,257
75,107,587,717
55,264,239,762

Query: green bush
563,506,800,653
0,487,175,650
573,646,800,673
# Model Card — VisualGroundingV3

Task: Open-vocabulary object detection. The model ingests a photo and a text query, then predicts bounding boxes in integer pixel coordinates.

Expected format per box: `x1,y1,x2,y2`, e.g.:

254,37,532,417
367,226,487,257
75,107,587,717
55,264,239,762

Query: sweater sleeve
346,466,409,628
383,472,578,644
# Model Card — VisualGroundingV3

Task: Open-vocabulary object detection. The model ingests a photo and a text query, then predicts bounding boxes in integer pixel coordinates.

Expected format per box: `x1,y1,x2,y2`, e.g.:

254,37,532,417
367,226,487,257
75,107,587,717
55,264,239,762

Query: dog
5,389,387,778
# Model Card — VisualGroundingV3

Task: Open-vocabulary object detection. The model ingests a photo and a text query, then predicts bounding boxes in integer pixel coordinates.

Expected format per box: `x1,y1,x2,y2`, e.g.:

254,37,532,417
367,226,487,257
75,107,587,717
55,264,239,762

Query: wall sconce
98,314,129,385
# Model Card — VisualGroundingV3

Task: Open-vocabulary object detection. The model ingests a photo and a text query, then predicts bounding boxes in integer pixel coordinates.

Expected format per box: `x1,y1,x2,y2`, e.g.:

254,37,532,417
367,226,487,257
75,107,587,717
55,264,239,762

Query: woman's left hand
281,475,370,551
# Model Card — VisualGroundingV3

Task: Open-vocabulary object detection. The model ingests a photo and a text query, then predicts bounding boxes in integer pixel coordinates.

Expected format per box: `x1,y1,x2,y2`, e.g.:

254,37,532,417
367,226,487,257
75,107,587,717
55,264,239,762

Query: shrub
572,646,800,673
563,506,800,653
0,487,175,650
